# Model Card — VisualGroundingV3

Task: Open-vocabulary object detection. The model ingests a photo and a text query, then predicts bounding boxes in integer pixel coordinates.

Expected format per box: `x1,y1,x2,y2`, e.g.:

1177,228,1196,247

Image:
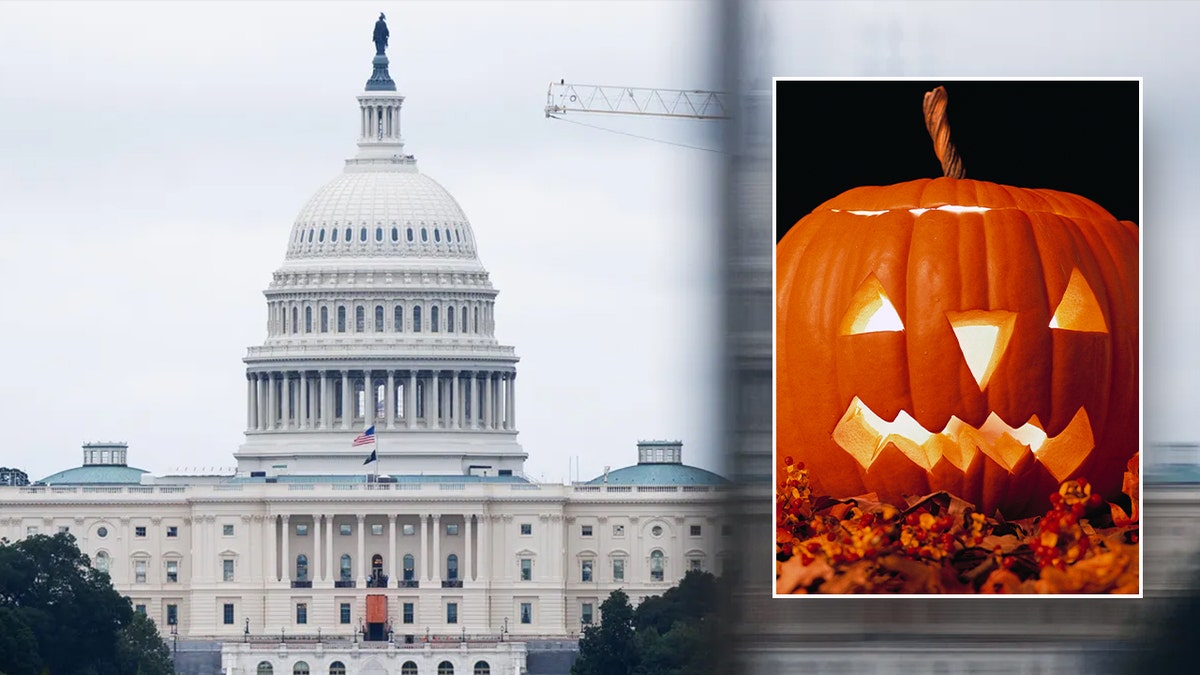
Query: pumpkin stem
923,86,966,179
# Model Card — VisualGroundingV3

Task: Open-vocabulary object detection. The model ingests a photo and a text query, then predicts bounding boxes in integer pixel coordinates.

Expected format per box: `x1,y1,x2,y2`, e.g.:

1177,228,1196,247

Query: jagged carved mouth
832,397,1093,482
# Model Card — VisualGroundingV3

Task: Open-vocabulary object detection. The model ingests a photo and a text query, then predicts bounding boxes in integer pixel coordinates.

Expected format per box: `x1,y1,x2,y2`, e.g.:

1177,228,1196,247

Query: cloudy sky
0,1,723,482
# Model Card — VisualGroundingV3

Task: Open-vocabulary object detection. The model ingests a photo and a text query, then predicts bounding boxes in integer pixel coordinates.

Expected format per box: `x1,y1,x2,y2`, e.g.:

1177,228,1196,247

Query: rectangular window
135,604,147,615
520,602,532,624
403,602,414,624
223,603,234,625
690,525,702,537
223,524,234,536
612,524,624,537
26,526,38,537
58,525,70,534
340,603,351,625
447,602,458,624
135,526,147,537
689,558,703,572
613,558,625,582
581,602,594,625
167,526,178,538
167,604,178,625
371,523,383,536
296,524,308,536
223,559,235,582
581,525,593,537
581,560,593,582
135,560,147,583
402,524,415,536
446,524,459,536
520,523,532,536
296,603,307,625
520,558,532,581
166,560,179,583
340,524,352,536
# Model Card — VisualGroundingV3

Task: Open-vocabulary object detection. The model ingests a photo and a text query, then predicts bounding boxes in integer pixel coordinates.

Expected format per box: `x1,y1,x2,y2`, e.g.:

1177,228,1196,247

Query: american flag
352,425,376,447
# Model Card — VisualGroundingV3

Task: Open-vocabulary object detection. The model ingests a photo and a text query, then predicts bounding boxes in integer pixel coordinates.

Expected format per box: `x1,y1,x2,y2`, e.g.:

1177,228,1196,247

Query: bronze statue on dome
373,13,389,56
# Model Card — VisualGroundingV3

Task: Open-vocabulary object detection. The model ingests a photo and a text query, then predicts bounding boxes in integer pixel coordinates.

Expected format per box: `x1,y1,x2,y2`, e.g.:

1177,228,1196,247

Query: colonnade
246,369,514,433
271,513,488,588
360,98,403,142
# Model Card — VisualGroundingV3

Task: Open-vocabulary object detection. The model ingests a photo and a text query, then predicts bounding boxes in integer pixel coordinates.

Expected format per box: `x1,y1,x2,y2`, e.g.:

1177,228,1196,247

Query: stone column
432,514,442,583
432,371,441,429
364,370,374,428
266,373,277,430
479,515,491,580
295,369,304,427
419,513,429,582
509,373,516,429
266,515,277,583
387,515,397,587
255,374,264,430
313,514,322,582
465,514,474,582
326,514,334,586
356,514,366,585
341,370,351,429
281,515,290,583
386,371,396,429
454,371,464,429
282,372,292,429
319,372,329,429
484,371,493,429
247,375,255,430
406,371,417,429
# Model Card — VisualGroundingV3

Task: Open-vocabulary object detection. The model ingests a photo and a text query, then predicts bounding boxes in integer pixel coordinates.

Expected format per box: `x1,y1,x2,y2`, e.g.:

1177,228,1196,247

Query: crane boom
545,81,728,120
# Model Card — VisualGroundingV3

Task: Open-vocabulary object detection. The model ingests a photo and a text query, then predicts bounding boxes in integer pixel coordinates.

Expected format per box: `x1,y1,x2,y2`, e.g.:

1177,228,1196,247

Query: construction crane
545,80,728,120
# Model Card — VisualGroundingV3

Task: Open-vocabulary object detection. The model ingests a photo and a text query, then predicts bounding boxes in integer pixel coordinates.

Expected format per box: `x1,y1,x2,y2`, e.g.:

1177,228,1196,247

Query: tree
572,589,639,675
0,533,172,675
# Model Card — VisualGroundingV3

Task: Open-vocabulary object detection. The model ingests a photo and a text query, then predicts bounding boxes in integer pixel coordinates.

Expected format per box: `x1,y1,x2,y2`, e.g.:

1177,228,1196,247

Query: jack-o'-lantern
776,87,1138,518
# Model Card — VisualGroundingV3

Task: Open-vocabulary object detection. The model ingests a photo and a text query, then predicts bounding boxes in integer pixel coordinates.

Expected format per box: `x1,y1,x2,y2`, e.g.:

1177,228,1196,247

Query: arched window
447,553,458,580
461,307,467,334
282,306,288,333
406,227,414,242
305,306,312,333
329,662,346,675
375,227,383,242
474,307,479,334
344,227,351,242
257,662,274,675
448,307,455,333
321,307,329,333
293,662,310,675
434,228,441,243
401,663,418,675
438,661,454,675
403,553,415,581
391,226,399,242
431,306,440,333
445,228,451,243
291,307,298,334
372,554,383,576
94,551,110,573
296,554,308,581
650,550,664,582
421,228,428,242
394,305,404,332
360,227,368,242
318,229,325,243
340,554,352,581
332,227,339,242
355,305,365,333
413,306,422,333
337,306,346,332
473,662,491,675
375,305,384,332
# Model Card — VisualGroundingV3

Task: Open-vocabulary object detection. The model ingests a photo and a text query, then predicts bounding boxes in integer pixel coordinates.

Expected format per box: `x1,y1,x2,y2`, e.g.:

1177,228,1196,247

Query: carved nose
946,310,1017,390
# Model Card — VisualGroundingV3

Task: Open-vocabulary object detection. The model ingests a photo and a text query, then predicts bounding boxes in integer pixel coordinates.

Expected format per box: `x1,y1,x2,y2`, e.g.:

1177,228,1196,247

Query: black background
775,80,1140,241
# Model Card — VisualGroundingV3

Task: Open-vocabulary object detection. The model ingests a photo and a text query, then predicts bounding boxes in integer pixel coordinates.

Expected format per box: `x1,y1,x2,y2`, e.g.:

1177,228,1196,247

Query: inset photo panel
774,79,1141,596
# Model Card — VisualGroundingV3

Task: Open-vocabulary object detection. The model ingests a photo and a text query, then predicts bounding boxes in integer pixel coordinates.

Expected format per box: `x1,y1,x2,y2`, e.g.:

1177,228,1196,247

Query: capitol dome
283,170,482,264
236,47,524,478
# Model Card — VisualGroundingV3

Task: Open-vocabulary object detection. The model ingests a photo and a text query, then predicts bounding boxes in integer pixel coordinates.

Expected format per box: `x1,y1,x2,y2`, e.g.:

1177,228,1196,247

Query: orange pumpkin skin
776,177,1138,519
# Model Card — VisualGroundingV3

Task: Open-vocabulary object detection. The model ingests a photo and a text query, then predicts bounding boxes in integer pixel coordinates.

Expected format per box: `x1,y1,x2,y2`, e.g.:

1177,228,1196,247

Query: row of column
274,513,487,587
246,369,515,433
361,101,402,141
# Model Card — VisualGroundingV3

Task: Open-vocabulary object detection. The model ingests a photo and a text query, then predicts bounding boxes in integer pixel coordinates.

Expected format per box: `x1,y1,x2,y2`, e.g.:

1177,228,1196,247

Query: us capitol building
0,21,728,675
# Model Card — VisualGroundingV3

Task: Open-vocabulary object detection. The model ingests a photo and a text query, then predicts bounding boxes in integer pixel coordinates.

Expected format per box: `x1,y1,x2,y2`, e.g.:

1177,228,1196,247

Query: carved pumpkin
776,87,1138,518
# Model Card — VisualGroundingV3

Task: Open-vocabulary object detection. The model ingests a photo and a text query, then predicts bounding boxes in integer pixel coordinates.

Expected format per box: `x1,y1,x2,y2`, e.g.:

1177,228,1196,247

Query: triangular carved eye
1049,269,1107,333
841,274,903,335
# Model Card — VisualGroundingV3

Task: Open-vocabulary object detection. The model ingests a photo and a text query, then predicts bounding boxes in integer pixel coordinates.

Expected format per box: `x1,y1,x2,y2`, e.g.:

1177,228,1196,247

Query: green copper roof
39,465,149,485
585,463,728,486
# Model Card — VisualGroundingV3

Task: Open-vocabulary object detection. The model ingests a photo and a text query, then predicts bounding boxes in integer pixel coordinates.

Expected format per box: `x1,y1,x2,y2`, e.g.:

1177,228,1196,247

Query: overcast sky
3,1,1197,484
0,1,723,483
